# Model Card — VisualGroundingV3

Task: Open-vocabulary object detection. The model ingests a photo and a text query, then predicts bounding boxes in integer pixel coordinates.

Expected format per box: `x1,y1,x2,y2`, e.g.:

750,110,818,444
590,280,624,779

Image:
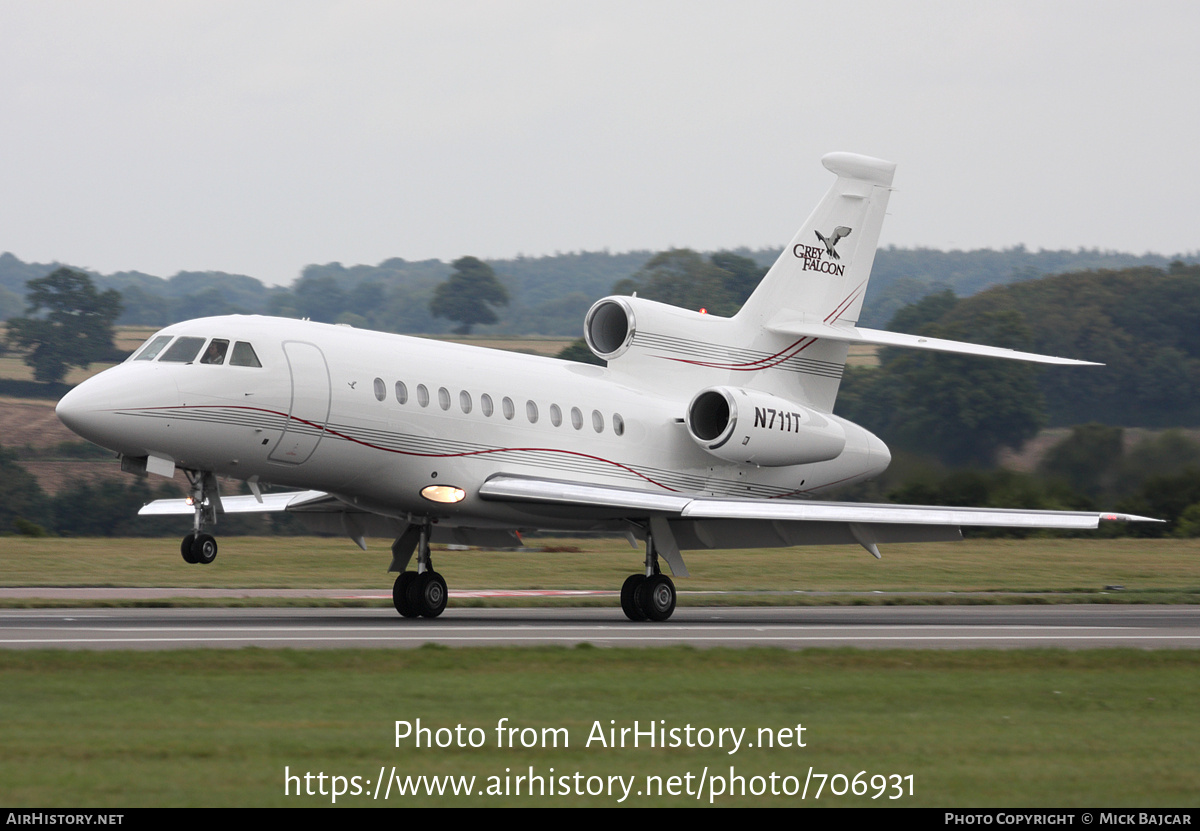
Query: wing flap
479,475,693,513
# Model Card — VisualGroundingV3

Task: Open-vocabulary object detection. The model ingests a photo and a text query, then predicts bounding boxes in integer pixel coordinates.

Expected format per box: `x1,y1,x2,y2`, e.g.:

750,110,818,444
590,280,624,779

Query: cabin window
592,410,604,433
229,342,262,367
417,384,430,407
459,390,472,413
395,381,408,404
159,336,206,363
526,400,539,423
481,393,494,417
502,397,515,420
550,404,562,427
200,339,229,365
438,387,451,411
373,378,386,401
571,407,583,430
133,335,173,361
613,413,625,436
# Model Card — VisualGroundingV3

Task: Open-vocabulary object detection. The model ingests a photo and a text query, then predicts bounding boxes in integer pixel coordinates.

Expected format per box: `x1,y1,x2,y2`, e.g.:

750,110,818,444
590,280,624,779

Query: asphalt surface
0,605,1196,649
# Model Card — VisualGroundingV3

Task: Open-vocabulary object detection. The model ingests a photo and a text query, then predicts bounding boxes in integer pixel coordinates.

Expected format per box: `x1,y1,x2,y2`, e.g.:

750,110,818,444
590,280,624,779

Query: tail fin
736,152,895,328
592,153,895,414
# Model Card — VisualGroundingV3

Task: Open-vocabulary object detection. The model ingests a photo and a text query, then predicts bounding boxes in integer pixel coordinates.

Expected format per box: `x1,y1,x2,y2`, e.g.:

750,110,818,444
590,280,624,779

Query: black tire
621,574,647,621
393,572,419,618
638,574,676,622
191,533,218,565
181,534,198,564
414,571,448,618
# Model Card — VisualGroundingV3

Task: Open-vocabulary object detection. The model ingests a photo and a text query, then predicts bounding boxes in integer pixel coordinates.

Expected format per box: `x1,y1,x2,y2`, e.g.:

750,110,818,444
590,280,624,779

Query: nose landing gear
180,471,221,565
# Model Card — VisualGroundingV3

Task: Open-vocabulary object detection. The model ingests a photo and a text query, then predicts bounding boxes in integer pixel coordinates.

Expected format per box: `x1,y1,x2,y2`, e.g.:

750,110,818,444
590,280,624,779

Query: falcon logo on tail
814,226,852,259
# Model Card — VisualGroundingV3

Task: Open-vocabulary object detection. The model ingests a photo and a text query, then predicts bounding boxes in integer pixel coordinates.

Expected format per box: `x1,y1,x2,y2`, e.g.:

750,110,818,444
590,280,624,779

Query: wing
478,474,1158,558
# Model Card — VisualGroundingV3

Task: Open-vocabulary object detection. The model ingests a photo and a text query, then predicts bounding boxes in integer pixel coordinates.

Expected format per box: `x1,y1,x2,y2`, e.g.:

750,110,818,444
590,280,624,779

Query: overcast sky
2,1,1197,286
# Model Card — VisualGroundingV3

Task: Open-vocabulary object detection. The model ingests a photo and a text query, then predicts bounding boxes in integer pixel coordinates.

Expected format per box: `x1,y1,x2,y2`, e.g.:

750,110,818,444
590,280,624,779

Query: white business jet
55,153,1153,621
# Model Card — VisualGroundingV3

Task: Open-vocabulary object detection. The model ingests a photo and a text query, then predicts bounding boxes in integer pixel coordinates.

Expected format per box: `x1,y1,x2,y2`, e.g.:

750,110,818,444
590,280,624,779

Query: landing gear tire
408,571,448,618
393,572,420,618
621,574,648,622
638,574,676,622
191,533,218,565
181,534,198,564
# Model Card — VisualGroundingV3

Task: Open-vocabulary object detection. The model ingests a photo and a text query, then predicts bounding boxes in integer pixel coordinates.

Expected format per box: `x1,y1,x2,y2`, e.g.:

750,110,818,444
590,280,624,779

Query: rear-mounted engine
686,386,846,466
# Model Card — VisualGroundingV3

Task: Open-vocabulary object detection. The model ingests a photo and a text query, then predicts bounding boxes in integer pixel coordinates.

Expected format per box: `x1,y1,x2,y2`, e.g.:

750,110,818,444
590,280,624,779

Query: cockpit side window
133,335,173,362
200,339,229,365
229,341,262,368
158,336,207,363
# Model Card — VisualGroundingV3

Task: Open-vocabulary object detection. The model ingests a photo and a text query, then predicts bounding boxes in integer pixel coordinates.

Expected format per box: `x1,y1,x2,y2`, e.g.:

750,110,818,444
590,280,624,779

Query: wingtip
1099,512,1164,523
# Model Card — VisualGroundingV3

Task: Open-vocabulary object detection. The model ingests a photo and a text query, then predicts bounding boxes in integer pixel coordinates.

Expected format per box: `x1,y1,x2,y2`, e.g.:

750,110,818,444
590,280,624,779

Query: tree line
3,246,1195,335
834,263,1200,467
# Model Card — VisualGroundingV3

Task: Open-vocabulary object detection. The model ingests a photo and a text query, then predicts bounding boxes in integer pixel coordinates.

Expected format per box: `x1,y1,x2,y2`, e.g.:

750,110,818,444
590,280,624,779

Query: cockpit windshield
230,341,262,367
200,339,229,365
159,337,207,363
128,334,263,367
132,335,173,361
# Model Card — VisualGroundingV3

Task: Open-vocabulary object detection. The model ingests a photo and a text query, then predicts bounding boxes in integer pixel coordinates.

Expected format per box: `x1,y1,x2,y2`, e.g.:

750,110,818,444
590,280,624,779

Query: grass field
1,536,1196,607
0,648,1195,807
0,537,1196,807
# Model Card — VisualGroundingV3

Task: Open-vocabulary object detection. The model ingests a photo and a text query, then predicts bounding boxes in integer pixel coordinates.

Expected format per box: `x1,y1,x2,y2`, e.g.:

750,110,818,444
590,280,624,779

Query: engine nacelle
584,294,733,362
686,386,847,467
583,296,637,360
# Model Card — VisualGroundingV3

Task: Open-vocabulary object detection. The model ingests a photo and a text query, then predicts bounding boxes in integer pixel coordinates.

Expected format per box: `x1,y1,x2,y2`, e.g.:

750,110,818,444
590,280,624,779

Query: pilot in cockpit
200,339,229,365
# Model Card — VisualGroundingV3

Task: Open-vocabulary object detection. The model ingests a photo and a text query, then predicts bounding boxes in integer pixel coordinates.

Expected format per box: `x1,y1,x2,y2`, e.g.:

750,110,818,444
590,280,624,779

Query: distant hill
2,246,1196,335
839,263,1200,450
942,263,1200,427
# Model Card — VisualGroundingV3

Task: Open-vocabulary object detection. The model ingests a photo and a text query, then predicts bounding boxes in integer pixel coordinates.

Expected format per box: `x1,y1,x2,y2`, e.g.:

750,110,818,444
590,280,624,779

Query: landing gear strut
621,528,677,622
180,470,221,565
391,523,448,619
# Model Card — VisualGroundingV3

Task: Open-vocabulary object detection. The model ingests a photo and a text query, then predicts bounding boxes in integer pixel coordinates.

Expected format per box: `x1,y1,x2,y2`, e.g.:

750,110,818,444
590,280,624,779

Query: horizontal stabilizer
767,321,1102,366
138,490,335,516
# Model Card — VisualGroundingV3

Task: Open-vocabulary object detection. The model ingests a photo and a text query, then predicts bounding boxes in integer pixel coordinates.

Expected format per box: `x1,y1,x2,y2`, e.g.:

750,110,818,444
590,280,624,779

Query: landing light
421,485,466,504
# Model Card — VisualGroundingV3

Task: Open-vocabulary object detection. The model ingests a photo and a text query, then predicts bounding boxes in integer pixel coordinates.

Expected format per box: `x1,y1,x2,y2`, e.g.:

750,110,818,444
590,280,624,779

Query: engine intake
583,297,635,360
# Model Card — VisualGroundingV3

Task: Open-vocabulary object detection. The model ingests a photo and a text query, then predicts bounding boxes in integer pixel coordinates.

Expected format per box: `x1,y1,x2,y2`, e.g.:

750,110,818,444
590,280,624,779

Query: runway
0,605,1197,649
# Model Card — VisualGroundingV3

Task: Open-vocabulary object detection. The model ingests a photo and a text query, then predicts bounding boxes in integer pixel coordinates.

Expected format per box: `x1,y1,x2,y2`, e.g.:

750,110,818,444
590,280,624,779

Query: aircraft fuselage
57,315,890,531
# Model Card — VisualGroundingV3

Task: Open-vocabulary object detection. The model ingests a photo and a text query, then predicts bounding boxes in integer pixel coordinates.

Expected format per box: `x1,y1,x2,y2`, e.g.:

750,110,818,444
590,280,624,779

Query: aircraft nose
56,368,180,454
55,379,102,438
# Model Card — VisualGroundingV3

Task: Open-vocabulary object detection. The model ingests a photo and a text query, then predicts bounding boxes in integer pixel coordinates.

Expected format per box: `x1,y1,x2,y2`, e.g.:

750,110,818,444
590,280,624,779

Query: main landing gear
180,470,221,565
391,523,447,619
621,528,677,622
